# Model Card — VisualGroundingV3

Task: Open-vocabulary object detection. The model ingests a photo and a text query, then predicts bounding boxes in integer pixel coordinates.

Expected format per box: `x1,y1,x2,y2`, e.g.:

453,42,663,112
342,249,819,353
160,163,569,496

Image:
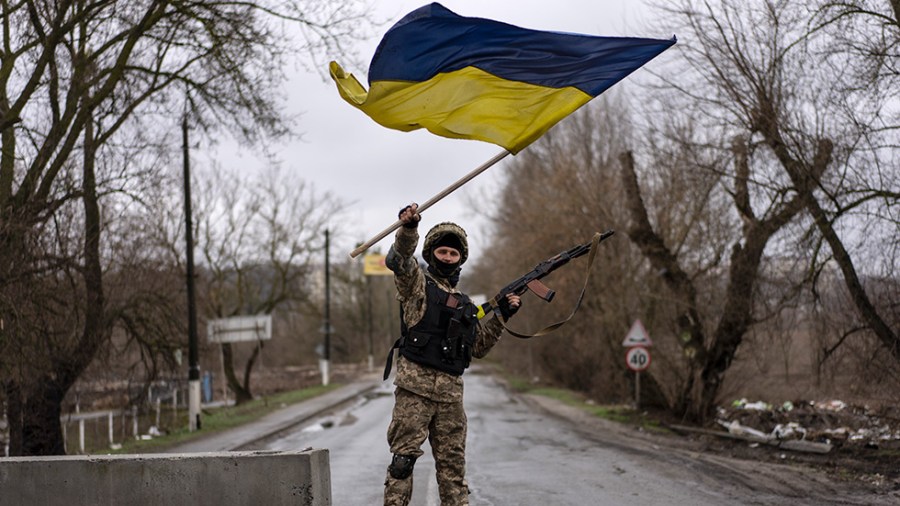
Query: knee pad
388,453,417,480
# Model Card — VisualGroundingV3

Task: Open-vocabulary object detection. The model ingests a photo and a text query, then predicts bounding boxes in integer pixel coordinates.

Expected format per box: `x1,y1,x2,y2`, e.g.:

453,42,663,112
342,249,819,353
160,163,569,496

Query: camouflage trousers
384,387,468,506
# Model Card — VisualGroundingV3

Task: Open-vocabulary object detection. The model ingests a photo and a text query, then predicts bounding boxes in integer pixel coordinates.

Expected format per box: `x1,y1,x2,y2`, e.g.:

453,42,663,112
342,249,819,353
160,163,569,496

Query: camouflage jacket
390,225,504,403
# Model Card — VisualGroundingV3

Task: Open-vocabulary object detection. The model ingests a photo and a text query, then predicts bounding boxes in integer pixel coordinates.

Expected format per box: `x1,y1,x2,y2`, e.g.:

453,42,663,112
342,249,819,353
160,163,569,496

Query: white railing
60,385,186,455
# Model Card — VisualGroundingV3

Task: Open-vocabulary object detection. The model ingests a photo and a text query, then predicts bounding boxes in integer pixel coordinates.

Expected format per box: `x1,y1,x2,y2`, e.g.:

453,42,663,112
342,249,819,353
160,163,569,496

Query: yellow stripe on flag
330,63,591,154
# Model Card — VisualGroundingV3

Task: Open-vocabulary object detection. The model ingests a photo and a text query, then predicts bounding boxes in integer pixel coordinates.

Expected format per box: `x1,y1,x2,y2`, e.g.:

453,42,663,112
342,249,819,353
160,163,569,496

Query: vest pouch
445,317,463,361
404,330,431,355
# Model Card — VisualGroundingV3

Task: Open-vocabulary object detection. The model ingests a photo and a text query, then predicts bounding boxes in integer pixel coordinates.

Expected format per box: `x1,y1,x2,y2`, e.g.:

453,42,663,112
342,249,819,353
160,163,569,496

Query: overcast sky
213,1,661,263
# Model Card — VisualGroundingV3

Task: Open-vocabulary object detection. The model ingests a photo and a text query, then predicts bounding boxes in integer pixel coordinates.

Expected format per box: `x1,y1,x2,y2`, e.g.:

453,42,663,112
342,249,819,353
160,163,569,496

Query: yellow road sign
363,253,393,276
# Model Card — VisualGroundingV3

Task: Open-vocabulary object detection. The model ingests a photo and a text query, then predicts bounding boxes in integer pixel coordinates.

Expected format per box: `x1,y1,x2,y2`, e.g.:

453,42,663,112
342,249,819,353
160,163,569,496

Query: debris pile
717,398,900,450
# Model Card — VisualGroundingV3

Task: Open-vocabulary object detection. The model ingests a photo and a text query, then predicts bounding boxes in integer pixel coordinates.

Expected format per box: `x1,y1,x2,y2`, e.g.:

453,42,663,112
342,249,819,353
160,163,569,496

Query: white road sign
622,319,653,347
208,315,272,343
626,346,651,372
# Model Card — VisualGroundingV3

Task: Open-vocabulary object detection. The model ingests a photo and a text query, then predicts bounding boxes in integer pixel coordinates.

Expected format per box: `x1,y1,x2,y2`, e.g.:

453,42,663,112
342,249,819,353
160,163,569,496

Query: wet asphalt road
242,368,787,506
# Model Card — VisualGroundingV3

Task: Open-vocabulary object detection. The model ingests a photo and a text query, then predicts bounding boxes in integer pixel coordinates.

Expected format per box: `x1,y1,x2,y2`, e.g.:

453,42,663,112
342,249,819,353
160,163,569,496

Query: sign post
623,320,653,408
323,229,331,386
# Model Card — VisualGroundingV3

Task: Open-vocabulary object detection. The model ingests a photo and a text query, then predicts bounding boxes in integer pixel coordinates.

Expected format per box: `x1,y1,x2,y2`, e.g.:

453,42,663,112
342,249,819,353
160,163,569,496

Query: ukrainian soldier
382,203,521,506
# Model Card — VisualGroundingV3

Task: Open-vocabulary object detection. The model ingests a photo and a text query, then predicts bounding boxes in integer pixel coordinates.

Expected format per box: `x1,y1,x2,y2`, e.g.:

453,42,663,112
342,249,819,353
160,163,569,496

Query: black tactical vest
398,277,479,376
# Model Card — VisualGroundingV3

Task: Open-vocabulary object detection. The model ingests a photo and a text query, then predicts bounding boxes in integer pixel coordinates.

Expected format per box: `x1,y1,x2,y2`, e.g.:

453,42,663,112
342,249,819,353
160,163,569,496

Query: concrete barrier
0,449,331,505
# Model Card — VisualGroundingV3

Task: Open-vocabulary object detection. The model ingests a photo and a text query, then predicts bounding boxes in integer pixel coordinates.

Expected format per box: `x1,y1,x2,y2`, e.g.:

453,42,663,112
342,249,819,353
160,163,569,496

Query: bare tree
186,165,338,404
665,0,899,357
622,0,899,420
619,138,810,420
801,0,900,357
0,0,373,455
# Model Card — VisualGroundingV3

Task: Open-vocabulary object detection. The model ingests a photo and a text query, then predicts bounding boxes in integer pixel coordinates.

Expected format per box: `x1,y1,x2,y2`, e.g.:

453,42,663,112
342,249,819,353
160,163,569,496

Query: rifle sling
498,231,601,339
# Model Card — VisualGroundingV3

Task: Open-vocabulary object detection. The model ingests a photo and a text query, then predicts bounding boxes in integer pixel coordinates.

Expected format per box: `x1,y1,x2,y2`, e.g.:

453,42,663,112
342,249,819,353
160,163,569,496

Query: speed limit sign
626,346,651,372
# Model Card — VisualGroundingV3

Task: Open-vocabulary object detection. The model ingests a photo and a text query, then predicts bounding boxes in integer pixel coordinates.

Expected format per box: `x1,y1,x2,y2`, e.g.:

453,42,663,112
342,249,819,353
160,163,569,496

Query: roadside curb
163,373,383,453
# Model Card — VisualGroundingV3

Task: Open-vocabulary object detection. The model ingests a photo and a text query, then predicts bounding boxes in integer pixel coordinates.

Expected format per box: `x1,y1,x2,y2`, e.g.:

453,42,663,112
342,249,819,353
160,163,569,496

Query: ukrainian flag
330,3,675,154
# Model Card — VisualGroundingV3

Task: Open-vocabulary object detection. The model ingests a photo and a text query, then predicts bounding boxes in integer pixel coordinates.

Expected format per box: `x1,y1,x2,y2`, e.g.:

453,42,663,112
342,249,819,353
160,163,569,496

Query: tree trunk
18,378,67,455
242,341,263,398
800,194,900,360
13,98,110,456
755,104,899,360
696,236,766,418
221,343,253,404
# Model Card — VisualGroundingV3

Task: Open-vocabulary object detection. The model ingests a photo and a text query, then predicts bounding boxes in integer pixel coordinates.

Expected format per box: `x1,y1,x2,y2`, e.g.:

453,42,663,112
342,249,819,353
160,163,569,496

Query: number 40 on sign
626,346,651,372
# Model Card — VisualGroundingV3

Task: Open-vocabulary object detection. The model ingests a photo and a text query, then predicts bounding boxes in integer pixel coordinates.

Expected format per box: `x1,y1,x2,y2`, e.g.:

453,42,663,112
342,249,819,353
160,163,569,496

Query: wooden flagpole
349,149,511,258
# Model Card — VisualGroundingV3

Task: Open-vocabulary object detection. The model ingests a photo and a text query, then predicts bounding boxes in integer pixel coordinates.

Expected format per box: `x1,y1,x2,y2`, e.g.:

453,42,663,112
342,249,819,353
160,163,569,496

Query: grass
95,383,340,455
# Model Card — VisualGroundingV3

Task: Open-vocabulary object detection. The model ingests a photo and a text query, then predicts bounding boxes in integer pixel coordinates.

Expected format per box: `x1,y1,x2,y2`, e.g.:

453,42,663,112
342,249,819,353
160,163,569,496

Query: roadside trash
714,397,900,450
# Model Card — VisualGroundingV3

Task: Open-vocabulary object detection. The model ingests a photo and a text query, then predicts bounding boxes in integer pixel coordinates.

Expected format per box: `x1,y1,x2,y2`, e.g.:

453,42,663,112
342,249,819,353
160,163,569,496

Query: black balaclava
430,233,463,281
422,222,468,287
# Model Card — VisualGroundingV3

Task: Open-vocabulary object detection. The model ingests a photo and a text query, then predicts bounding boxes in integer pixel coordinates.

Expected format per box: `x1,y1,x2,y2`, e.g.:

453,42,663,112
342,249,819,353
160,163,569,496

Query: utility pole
182,115,201,431
321,229,331,386
367,275,374,372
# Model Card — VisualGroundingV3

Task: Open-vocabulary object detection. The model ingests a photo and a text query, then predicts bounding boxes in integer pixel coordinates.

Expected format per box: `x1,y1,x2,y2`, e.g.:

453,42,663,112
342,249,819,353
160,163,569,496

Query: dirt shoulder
517,391,900,506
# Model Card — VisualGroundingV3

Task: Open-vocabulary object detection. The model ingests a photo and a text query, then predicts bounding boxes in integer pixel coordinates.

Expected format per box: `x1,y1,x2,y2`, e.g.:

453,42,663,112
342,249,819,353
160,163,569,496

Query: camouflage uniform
384,224,505,506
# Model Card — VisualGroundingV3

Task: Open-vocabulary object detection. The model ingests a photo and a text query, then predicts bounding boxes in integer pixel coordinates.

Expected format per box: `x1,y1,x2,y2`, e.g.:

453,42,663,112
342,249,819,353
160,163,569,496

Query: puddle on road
365,386,394,399
301,420,329,433
301,411,359,432
299,386,392,433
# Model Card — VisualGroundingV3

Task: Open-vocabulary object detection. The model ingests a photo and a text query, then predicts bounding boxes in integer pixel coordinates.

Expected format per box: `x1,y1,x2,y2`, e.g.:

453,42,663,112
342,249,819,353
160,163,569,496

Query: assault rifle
477,230,615,320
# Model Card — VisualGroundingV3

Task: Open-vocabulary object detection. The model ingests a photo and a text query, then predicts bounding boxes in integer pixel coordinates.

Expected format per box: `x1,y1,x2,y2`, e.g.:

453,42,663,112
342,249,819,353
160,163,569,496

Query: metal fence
3,371,238,456
60,381,193,455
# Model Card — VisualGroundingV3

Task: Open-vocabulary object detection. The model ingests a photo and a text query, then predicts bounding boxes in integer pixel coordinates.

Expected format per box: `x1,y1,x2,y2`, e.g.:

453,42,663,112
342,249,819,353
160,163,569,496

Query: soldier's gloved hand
398,203,420,228
498,294,521,321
